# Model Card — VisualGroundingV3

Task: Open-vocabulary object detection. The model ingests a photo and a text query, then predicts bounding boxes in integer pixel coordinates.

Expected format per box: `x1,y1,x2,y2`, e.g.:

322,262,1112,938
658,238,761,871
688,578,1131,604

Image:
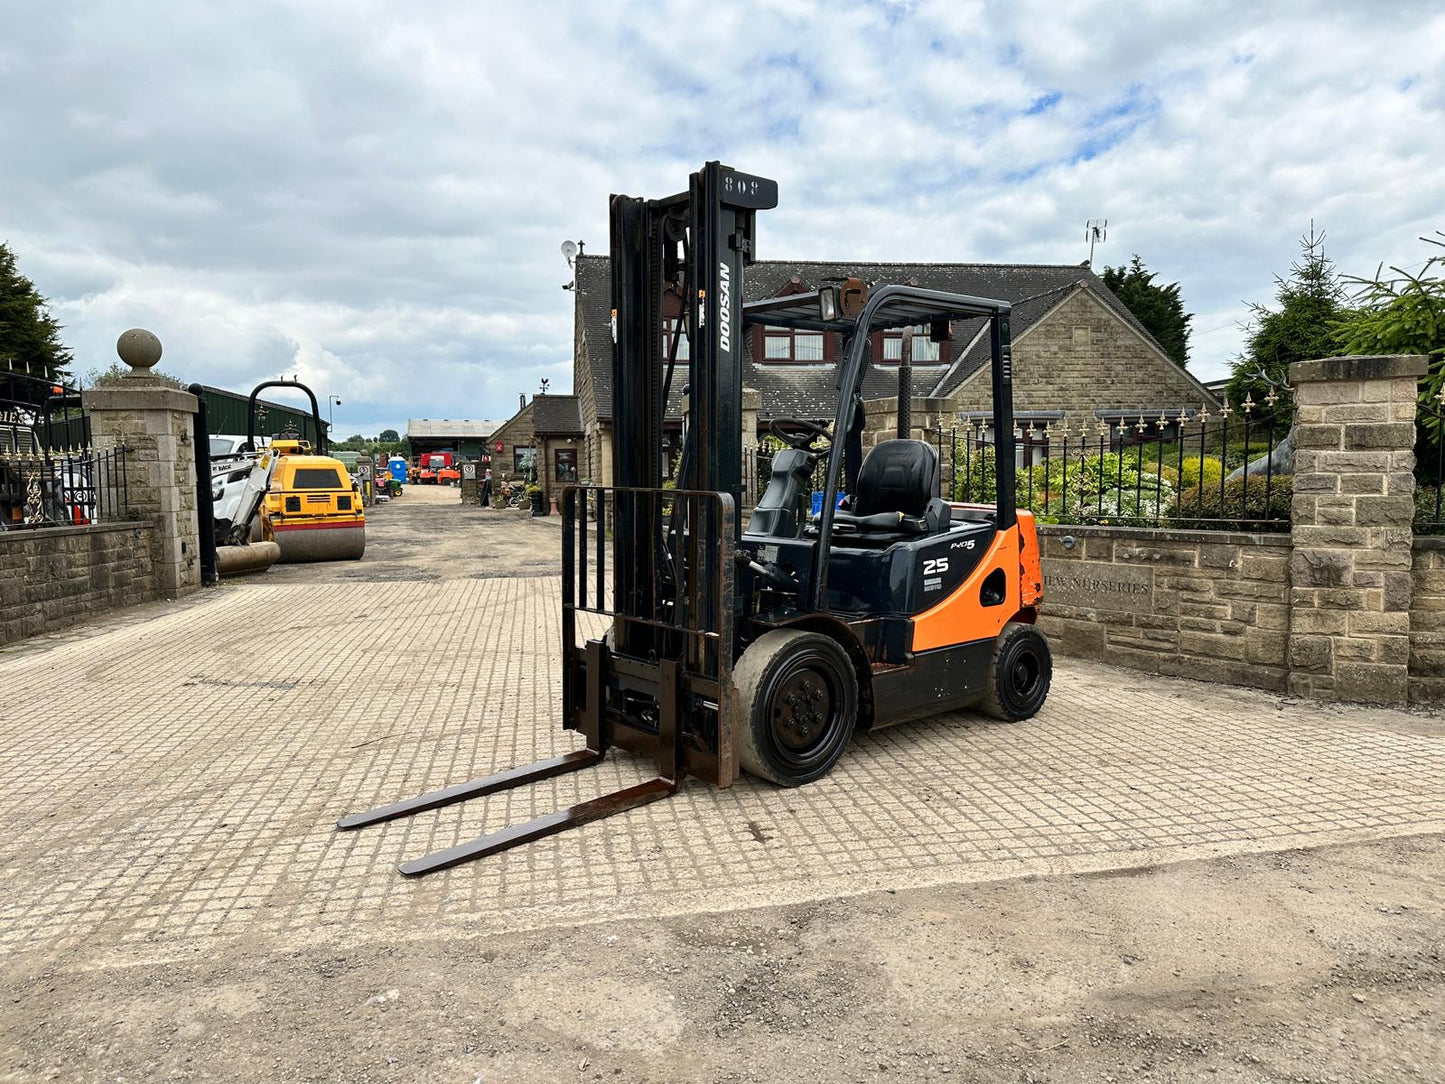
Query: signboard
358,465,372,479
1041,560,1152,610
495,440,504,452
462,463,477,480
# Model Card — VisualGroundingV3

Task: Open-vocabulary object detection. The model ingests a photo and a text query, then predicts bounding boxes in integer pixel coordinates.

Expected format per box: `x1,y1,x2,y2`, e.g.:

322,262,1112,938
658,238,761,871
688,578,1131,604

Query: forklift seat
854,439,937,516
830,439,950,538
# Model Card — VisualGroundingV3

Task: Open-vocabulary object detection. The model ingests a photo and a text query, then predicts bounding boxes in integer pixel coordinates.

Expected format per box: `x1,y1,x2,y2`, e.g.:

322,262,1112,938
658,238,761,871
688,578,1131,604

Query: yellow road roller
261,440,366,562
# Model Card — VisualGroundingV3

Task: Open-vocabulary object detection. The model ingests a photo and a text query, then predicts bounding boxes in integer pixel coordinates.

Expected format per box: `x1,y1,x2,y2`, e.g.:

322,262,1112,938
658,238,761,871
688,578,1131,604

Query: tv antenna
561,239,586,290
1085,219,1108,266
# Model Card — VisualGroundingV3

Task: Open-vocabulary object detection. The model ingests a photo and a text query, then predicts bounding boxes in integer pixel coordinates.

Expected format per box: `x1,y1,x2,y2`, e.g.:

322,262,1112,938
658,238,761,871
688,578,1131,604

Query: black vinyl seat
830,439,950,538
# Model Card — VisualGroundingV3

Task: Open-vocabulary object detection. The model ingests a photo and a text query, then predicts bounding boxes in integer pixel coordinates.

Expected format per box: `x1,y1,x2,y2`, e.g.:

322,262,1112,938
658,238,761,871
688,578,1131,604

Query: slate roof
531,394,583,434
574,254,1170,423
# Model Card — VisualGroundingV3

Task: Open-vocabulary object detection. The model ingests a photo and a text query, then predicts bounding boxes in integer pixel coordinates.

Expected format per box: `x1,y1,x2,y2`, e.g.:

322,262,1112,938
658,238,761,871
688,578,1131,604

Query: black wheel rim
1007,646,1042,705
766,654,846,771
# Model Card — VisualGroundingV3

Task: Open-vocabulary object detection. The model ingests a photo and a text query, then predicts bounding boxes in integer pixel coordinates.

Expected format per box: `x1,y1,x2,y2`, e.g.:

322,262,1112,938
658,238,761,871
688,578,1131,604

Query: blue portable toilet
387,456,408,483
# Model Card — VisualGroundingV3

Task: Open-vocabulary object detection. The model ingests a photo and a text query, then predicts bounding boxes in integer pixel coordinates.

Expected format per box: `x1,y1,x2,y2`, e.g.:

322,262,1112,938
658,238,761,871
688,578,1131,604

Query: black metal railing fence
942,408,1292,531
0,374,129,530
743,406,1295,532
0,447,130,530
1417,398,1445,535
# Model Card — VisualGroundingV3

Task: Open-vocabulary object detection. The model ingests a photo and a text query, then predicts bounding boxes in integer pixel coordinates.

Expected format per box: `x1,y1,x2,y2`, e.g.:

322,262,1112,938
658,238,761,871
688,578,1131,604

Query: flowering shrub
1023,455,1176,526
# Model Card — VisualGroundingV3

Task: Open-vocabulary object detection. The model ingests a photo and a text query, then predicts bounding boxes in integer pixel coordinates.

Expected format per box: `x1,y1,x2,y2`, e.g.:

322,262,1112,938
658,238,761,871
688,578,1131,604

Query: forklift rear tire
979,622,1052,722
734,630,857,787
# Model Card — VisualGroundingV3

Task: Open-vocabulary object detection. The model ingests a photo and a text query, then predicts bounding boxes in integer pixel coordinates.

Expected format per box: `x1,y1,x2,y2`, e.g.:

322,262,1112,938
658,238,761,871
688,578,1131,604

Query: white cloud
2,0,1442,433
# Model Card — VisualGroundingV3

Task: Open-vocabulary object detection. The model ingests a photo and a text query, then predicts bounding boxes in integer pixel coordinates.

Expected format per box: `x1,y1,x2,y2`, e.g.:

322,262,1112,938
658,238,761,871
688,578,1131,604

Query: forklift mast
609,162,777,503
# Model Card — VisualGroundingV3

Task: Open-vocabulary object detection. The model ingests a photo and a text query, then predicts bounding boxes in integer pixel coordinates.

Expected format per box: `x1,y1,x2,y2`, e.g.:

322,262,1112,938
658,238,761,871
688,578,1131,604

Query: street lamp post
328,395,341,442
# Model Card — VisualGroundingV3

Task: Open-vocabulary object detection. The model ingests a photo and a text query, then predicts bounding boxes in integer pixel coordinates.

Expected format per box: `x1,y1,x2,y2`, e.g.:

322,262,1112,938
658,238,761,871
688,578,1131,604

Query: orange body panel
909,511,1042,652
1017,509,1043,608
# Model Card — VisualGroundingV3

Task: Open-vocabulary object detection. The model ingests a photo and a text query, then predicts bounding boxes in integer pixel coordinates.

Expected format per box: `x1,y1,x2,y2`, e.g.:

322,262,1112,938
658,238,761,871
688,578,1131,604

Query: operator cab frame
739,285,1017,623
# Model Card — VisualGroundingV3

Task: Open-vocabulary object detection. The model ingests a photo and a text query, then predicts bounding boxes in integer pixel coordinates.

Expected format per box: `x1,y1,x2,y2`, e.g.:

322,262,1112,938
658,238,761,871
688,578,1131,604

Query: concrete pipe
273,523,366,563
216,541,281,576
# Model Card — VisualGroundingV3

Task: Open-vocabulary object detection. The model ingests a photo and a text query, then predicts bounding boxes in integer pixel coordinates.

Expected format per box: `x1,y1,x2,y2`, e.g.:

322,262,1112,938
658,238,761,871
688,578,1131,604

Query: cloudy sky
2,1,1441,436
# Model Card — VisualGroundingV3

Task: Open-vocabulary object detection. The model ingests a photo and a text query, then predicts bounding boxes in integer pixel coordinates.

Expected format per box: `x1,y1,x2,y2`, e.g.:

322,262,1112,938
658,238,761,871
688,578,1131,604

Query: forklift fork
336,644,686,877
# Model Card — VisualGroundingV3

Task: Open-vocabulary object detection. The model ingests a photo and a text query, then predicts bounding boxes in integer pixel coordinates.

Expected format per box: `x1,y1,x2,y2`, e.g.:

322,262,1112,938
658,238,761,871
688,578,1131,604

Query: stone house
571,254,1219,483
484,393,583,503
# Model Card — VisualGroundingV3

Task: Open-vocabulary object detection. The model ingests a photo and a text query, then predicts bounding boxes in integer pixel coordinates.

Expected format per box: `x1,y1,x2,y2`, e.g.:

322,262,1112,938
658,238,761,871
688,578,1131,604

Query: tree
378,428,399,442
1101,255,1193,368
1333,231,1445,472
0,241,75,394
1225,225,1346,429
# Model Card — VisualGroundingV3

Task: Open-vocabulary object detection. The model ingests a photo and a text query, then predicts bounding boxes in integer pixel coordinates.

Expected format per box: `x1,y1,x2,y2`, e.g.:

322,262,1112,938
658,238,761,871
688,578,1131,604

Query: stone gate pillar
83,330,202,598
741,386,761,460
1288,354,1428,702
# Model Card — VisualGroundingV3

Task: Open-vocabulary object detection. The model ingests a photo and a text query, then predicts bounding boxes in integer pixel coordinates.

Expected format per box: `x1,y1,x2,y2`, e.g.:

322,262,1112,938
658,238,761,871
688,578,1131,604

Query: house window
880,326,941,363
555,448,577,482
761,330,825,362
663,318,690,361
1100,415,1183,450
513,445,535,475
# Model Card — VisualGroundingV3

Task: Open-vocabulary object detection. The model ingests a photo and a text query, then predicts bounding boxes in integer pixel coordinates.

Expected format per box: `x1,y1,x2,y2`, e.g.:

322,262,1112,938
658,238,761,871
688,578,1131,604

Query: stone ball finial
116,328,163,374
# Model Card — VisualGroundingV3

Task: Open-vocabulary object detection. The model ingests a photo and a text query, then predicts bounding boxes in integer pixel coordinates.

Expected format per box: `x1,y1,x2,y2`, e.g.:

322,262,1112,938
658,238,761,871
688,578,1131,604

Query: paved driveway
3,488,1443,962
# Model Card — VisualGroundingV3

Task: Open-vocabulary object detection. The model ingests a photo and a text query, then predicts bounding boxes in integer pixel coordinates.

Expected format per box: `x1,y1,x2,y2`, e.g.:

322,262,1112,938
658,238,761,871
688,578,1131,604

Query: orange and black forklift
339,161,1050,874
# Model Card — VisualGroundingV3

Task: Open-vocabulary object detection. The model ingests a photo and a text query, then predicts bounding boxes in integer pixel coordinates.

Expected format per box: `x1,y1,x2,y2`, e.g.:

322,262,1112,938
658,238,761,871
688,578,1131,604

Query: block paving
2,572,1444,964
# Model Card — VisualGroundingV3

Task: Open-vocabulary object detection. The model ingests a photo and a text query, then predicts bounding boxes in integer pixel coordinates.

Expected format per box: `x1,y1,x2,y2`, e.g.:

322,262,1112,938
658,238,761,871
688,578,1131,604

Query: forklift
338,161,1050,874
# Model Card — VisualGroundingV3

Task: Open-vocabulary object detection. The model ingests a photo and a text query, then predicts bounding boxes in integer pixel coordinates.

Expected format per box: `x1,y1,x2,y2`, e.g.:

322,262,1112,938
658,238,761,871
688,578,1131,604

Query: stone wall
1412,538,1445,704
487,400,536,480
1286,355,1427,704
85,381,200,596
1037,524,1292,691
0,522,156,645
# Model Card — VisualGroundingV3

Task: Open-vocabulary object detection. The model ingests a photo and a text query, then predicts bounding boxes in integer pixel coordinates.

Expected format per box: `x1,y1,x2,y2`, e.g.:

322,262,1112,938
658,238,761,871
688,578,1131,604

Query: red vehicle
416,451,457,484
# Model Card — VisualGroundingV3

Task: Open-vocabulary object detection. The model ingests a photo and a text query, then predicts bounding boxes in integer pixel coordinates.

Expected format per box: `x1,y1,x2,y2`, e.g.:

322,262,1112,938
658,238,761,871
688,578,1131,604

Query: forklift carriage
339,162,1050,875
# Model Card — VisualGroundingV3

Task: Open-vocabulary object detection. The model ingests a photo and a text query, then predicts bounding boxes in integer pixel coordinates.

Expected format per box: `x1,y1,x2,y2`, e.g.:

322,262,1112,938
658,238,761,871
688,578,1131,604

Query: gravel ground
3,835,1441,1083
259,481,563,584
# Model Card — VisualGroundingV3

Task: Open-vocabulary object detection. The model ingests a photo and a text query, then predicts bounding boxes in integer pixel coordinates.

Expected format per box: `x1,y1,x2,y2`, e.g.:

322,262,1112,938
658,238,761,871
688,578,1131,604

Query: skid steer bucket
337,485,739,875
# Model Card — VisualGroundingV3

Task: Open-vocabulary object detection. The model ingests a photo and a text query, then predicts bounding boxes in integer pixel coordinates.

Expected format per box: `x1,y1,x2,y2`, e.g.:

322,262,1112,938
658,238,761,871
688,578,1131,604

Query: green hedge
1172,475,1293,532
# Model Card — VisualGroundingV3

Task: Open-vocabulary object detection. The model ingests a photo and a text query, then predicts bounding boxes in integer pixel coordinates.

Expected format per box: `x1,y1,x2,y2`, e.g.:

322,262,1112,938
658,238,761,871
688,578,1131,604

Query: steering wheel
769,416,833,452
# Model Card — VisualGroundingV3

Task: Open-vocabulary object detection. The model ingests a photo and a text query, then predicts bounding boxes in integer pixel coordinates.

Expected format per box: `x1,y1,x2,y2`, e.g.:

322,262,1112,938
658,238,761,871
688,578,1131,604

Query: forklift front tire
980,621,1052,722
734,630,857,787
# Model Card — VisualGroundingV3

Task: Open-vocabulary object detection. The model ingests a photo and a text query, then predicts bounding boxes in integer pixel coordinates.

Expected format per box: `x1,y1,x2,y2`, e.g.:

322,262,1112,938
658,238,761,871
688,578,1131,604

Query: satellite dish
560,239,579,266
